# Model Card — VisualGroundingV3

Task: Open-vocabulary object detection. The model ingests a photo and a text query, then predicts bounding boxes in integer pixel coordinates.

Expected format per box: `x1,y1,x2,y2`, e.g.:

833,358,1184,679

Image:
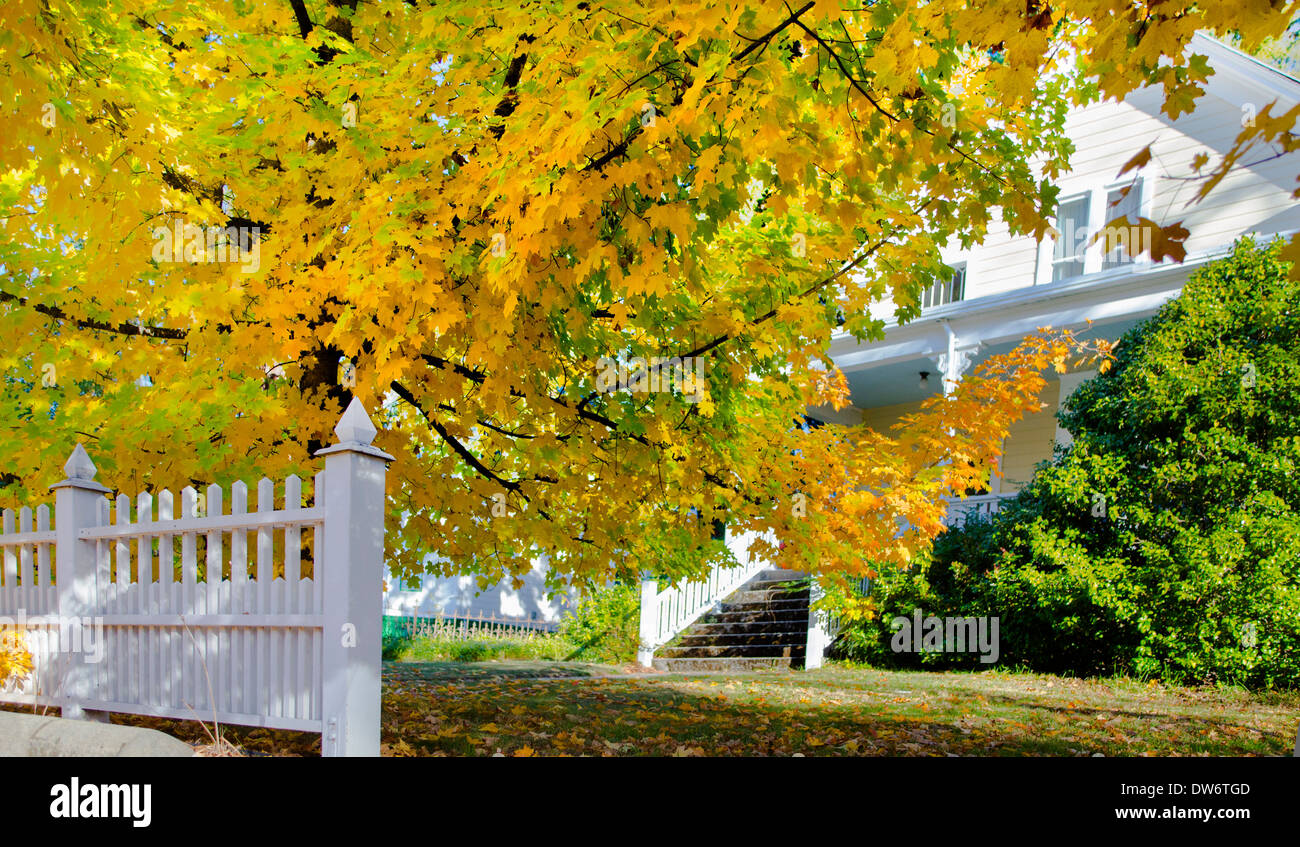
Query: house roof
1193,32,1300,110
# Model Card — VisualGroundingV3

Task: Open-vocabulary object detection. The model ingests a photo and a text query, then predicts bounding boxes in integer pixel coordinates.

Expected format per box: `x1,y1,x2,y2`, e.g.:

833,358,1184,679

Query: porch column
934,322,982,396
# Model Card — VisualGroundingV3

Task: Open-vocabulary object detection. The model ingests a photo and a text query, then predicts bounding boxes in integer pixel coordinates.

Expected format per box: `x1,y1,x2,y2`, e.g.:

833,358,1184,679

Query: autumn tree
0,1,1293,592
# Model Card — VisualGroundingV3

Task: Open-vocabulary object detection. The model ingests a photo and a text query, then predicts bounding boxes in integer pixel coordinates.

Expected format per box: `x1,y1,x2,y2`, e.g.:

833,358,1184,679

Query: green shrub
828,515,1016,671
834,238,1300,689
557,583,641,664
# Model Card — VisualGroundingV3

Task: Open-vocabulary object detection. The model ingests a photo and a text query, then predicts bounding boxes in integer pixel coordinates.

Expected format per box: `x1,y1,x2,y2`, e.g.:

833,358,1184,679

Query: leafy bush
0,629,33,686
834,239,1300,689
557,583,641,664
829,516,1008,671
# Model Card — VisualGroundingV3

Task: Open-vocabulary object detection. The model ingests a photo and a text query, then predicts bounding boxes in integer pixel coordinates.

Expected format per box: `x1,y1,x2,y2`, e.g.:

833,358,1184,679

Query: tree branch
0,288,188,340
391,380,523,493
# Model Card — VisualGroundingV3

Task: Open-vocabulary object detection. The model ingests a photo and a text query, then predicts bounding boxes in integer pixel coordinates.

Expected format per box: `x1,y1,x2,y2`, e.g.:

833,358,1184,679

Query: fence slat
312,470,325,614
114,494,130,592
36,504,50,596
231,481,248,713
231,481,247,613
18,507,32,611
2,510,15,596
181,487,197,600
180,488,197,709
156,488,173,710
158,490,174,605
256,478,273,716
285,475,301,616
205,483,223,711
256,479,273,616
137,491,153,703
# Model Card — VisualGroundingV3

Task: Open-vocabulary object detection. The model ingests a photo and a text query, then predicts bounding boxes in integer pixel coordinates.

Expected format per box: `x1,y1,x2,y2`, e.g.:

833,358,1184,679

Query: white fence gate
0,398,391,756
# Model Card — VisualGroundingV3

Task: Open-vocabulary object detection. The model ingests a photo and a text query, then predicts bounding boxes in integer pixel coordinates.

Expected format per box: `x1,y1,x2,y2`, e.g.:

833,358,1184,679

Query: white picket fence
0,398,392,756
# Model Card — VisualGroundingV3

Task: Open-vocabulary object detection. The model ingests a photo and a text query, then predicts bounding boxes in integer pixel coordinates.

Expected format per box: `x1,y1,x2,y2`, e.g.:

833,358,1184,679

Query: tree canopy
1,1,1294,589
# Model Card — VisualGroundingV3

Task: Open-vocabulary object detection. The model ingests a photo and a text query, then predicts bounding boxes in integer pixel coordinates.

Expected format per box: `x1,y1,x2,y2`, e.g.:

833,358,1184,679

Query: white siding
867,56,1300,319
384,558,575,623
999,385,1059,493
1056,86,1300,261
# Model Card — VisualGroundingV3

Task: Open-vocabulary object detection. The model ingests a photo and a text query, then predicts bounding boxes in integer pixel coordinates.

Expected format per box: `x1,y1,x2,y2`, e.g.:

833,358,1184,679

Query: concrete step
706,607,808,625
744,576,811,590
652,655,800,672
755,568,808,581
702,618,807,632
725,588,809,605
676,631,807,647
681,620,809,636
715,596,808,611
656,643,806,659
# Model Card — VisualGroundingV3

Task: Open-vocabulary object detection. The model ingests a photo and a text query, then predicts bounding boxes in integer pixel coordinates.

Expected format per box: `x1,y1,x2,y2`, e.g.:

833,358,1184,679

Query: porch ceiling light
919,371,931,390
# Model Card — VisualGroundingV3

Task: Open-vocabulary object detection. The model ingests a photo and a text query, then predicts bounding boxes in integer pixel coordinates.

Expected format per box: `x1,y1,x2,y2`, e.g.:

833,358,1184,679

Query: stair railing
636,532,769,667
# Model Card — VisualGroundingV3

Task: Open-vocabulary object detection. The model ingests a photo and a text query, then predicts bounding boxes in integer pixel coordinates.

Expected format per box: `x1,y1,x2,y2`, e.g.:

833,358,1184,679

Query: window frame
920,261,968,310
1035,168,1152,285
1099,176,1148,271
392,572,423,593
1046,189,1093,283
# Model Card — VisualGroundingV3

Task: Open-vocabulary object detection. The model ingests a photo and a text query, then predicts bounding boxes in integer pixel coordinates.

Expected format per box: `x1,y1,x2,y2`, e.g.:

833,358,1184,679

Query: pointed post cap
51,442,110,493
64,443,98,480
335,397,379,445
315,397,394,460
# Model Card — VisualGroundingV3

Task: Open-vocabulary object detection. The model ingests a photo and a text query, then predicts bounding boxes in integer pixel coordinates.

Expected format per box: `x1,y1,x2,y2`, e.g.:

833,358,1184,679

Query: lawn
97,661,1299,756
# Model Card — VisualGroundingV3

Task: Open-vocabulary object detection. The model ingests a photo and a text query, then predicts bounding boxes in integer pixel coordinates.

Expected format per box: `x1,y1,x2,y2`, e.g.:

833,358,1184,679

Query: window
921,263,966,309
1039,176,1152,285
1051,195,1090,281
1101,179,1143,269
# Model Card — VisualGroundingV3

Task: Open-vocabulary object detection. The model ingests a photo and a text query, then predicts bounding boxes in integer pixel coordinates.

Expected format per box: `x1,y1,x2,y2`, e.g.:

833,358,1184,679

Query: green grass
96,661,1300,757
380,662,1299,757
391,634,578,662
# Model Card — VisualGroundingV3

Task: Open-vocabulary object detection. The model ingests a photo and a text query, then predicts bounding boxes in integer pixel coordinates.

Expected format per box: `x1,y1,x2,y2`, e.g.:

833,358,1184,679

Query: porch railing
943,491,1016,527
636,532,770,667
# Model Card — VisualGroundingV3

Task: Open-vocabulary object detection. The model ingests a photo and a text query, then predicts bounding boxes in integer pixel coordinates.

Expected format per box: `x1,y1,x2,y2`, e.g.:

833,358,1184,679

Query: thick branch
0,288,187,340
391,380,523,493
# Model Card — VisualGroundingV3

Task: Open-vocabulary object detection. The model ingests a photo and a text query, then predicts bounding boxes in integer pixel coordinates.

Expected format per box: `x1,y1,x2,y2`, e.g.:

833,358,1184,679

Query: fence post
636,574,658,668
804,578,829,670
316,399,392,757
51,444,110,721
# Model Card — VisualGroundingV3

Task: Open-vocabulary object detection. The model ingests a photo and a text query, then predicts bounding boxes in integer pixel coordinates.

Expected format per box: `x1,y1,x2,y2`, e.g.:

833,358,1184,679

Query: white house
384,556,576,624
816,33,1300,524
386,34,1299,622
